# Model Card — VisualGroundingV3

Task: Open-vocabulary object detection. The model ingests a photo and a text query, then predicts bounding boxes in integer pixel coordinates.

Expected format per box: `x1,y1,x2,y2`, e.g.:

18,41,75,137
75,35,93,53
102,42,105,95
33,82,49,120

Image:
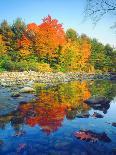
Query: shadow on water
0,80,116,155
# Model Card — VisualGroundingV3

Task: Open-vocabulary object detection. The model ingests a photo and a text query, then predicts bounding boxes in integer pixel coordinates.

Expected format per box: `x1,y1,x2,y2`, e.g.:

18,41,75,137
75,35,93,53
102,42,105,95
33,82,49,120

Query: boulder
84,97,110,114
92,112,104,118
11,92,20,98
74,130,111,143
77,113,90,118
112,122,116,127
20,87,35,93
84,97,110,105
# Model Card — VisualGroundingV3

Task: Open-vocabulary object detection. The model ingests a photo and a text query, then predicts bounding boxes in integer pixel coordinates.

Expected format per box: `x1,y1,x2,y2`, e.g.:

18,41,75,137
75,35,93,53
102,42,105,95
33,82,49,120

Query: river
0,80,116,155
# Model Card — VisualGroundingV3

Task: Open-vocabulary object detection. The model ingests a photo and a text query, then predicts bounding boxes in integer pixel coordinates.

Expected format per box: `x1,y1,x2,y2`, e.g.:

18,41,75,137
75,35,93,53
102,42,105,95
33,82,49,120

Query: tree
90,39,114,72
80,34,91,63
0,20,14,50
66,28,78,42
34,15,66,60
18,35,32,57
85,0,116,26
0,34,7,55
59,42,80,72
12,18,26,40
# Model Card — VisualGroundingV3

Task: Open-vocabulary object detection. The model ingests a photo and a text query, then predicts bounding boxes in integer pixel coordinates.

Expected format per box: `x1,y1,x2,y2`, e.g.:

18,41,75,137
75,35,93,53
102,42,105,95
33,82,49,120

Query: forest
0,15,115,73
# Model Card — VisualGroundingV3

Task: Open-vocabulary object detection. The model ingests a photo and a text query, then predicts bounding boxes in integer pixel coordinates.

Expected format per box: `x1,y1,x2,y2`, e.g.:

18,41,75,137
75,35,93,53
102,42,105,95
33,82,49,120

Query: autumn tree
12,18,26,40
18,35,32,57
0,20,14,50
79,34,91,63
0,34,7,55
59,33,92,72
66,28,78,42
27,15,66,62
59,41,81,72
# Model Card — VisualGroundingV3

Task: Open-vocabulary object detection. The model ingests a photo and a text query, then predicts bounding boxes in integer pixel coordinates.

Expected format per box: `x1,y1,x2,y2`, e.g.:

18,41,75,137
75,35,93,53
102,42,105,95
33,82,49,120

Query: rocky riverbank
0,71,112,87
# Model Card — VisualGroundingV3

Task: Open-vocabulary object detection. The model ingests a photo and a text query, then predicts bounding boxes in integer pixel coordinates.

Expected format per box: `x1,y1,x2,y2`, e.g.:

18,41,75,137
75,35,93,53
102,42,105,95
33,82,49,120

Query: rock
112,122,116,127
77,113,90,118
11,92,20,97
84,97,110,114
84,96,110,105
0,140,4,145
112,148,116,154
92,112,104,118
20,87,35,93
66,109,77,120
54,141,71,150
74,130,111,143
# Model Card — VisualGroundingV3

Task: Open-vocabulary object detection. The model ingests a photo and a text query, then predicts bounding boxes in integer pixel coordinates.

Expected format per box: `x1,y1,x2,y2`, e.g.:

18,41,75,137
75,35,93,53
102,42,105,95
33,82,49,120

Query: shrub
36,63,52,72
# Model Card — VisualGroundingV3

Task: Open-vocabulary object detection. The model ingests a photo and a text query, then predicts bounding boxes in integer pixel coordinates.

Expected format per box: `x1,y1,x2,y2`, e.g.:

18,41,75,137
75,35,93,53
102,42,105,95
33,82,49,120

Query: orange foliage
18,81,91,134
81,37,91,63
27,15,66,58
18,35,31,57
19,92,68,134
18,35,31,49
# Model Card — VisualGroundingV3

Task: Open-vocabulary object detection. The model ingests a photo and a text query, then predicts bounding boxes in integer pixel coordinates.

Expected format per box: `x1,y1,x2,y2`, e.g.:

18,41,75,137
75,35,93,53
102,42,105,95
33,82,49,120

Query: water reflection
0,81,92,134
0,80,115,154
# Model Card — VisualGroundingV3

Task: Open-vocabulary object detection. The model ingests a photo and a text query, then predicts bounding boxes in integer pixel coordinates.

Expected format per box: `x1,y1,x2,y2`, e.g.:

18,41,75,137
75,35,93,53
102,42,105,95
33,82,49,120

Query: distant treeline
0,15,115,72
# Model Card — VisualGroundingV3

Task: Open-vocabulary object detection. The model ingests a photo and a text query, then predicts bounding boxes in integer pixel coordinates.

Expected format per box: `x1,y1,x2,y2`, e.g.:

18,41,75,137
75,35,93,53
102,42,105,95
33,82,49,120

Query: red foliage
18,92,69,134
18,35,31,49
26,15,66,58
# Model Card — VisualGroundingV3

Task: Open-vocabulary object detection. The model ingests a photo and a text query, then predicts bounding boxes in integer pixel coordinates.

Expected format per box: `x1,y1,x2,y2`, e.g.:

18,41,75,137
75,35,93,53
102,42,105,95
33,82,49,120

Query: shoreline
0,71,114,87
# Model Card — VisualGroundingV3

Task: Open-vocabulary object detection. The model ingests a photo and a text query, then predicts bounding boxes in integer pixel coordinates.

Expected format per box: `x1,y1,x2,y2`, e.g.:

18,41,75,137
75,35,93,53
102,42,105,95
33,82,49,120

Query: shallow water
0,80,116,155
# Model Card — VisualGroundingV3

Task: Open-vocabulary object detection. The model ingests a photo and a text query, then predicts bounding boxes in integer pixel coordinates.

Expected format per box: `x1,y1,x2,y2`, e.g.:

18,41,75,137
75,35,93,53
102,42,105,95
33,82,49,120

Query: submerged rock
84,97,110,105
11,92,21,98
74,130,111,143
92,112,104,118
0,140,4,145
84,97,110,114
112,123,116,127
76,113,90,118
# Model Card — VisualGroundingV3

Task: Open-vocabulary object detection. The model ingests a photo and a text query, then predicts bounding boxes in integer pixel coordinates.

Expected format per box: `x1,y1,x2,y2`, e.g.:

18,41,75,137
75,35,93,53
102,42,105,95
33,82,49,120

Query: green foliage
66,28,78,41
89,80,116,100
0,18,115,73
90,39,115,72
11,18,26,40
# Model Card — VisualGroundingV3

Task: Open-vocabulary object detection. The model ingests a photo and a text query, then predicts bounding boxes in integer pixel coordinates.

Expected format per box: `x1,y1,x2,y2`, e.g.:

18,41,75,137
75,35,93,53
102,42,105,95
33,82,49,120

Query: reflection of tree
89,80,116,100
58,81,91,108
19,94,68,134
19,81,91,127
0,81,91,134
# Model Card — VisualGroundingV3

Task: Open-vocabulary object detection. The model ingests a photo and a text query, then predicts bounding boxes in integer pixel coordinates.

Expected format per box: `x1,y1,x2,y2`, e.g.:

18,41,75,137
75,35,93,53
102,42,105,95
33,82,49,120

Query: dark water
0,80,116,155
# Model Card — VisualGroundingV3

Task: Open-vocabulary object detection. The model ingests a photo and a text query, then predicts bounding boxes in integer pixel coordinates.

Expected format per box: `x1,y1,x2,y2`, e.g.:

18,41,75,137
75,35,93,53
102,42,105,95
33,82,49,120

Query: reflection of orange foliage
58,81,91,110
81,81,91,100
19,93,69,134
18,81,91,134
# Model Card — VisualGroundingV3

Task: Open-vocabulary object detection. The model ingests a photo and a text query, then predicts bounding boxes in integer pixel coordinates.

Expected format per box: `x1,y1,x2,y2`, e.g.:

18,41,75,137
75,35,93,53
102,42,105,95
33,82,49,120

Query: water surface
0,80,116,155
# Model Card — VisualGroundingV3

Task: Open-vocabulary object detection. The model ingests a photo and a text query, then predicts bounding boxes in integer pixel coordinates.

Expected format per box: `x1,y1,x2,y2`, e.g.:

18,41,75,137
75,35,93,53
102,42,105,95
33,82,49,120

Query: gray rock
112,122,116,127
92,112,104,118
84,96,110,105
20,87,35,93
11,92,20,97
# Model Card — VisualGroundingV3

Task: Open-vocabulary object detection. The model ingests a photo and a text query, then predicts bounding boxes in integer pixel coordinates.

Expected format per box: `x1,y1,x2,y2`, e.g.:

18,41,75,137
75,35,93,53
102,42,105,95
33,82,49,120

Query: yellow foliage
0,34,7,55
19,49,31,57
37,63,52,72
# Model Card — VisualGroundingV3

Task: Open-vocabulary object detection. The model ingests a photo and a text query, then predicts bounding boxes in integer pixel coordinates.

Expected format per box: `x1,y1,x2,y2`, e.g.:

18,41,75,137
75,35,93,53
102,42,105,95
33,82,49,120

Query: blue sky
0,0,115,46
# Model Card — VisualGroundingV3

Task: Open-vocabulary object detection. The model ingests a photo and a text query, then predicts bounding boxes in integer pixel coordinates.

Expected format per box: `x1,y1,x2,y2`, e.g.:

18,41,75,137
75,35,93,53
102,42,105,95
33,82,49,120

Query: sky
0,0,115,47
